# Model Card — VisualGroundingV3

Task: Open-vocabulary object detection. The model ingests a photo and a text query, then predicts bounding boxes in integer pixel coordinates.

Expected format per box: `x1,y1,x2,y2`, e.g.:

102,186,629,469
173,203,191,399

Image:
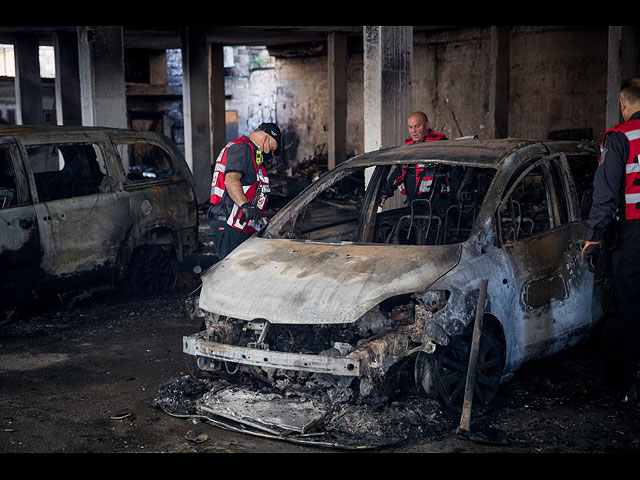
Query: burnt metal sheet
197,387,328,435
198,237,461,324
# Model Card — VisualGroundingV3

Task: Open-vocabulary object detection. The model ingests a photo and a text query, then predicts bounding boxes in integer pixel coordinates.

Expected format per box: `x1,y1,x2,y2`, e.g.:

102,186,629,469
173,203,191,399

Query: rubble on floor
152,373,455,449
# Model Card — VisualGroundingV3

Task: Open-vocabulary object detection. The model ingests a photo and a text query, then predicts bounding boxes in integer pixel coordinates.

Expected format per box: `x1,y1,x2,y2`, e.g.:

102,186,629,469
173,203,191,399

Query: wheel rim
130,246,175,296
422,326,504,412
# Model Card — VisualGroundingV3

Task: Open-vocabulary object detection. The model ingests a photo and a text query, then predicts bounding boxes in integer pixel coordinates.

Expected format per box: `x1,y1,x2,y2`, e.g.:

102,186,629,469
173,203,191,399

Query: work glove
239,202,261,223
581,240,601,273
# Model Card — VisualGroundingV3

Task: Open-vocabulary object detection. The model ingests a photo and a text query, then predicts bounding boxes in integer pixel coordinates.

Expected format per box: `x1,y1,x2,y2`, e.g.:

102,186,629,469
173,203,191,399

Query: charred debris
153,292,457,449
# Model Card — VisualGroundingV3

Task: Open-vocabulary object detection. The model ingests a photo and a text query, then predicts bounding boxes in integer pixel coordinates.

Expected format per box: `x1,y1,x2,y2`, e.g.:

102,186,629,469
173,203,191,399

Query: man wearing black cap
208,122,282,259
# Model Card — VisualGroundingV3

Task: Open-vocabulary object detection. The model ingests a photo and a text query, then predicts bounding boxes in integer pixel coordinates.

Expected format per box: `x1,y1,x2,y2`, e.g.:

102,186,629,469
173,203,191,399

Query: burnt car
183,138,603,413
0,125,199,310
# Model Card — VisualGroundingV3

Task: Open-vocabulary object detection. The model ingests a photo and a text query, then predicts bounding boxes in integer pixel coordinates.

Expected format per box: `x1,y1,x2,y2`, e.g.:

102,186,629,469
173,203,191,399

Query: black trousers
209,219,251,259
603,239,640,391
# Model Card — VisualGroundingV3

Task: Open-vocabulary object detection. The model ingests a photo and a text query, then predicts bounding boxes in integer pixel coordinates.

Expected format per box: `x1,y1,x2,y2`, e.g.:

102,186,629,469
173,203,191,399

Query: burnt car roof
0,125,177,150
0,125,132,137
346,138,598,169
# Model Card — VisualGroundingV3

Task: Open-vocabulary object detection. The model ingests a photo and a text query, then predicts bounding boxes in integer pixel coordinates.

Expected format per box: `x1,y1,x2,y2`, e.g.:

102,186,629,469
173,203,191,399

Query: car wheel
415,322,505,413
127,244,176,296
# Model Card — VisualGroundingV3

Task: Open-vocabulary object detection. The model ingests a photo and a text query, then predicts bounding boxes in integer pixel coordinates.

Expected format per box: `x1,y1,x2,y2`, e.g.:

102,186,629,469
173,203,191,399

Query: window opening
500,164,552,243
566,153,599,219
0,44,55,78
548,158,570,225
116,142,175,183
270,163,495,246
28,143,107,202
0,148,17,208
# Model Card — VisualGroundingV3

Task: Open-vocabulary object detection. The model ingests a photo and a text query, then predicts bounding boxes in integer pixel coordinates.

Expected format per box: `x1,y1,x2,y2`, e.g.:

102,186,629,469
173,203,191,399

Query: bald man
381,112,460,209
405,111,446,144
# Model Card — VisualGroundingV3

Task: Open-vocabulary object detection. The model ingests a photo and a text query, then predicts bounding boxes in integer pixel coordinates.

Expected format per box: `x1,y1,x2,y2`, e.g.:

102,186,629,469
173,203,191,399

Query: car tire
127,244,176,296
415,321,505,413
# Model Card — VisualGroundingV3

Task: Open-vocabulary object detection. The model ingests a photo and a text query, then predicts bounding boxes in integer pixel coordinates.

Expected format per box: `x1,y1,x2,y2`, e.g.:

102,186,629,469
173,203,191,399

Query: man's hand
239,202,261,223
380,195,388,206
581,240,601,273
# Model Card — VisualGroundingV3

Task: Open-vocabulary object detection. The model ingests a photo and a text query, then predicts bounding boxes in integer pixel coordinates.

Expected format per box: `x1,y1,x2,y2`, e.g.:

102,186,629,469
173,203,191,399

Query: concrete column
14,34,44,125
53,31,82,125
363,26,413,153
210,43,226,170
606,26,640,129
621,26,640,79
327,32,347,169
181,27,212,205
363,26,412,197
489,26,509,139
77,26,127,128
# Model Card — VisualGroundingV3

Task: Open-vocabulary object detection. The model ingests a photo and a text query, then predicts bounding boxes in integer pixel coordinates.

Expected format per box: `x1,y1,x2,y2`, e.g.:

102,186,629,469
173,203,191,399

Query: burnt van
0,125,199,309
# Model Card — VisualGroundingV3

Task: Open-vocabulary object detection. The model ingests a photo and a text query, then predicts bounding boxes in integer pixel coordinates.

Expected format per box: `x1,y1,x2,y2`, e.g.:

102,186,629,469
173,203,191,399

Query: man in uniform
208,122,281,259
583,77,640,403
380,111,461,211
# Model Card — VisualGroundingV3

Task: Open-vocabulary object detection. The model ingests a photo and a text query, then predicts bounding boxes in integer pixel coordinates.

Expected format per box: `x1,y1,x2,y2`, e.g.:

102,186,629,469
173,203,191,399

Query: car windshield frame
262,158,498,247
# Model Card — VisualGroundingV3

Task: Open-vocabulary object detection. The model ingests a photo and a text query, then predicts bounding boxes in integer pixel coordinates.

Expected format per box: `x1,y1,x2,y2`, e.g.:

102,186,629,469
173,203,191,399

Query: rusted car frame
0,125,199,308
184,138,602,410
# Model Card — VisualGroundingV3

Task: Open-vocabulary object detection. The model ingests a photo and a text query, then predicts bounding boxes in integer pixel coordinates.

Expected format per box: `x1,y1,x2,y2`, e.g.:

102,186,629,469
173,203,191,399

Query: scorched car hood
198,237,461,325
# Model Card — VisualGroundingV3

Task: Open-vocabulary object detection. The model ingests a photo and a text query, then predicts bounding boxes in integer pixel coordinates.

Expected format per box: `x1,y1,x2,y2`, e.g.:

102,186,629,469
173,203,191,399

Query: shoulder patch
599,145,607,164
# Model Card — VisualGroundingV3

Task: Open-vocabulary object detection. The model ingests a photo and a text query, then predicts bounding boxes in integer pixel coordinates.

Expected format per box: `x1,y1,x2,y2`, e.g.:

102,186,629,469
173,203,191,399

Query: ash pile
153,372,452,449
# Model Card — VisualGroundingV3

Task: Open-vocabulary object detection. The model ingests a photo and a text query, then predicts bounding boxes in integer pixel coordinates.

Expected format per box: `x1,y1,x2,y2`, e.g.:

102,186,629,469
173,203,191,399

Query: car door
497,155,593,362
0,140,40,306
21,138,130,293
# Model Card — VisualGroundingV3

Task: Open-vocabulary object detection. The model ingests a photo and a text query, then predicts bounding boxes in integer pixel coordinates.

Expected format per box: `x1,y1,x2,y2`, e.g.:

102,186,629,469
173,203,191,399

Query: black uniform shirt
586,111,640,242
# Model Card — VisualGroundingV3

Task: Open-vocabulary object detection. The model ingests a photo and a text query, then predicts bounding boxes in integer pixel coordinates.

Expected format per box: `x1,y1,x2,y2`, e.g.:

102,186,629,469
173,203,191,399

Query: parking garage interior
1,26,636,206
2,24,640,455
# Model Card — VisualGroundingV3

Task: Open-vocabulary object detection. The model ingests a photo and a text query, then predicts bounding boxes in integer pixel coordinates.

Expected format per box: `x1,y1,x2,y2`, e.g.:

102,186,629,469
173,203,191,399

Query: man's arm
224,171,262,222
582,131,627,269
586,132,627,242
381,166,402,204
223,142,254,207
224,171,249,207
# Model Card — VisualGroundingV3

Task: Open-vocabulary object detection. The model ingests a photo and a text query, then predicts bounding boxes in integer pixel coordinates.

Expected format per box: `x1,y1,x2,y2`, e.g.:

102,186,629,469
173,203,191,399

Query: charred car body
184,138,602,411
1,125,198,310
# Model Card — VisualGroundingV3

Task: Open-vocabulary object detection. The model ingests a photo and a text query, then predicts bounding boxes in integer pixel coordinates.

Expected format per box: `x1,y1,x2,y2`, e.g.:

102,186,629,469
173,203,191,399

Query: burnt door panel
0,205,40,305
500,161,592,361
0,144,40,305
25,142,130,293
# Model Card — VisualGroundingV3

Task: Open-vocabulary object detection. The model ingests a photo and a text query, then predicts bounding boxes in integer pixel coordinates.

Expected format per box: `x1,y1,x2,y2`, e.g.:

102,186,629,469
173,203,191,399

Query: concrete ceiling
0,25,456,49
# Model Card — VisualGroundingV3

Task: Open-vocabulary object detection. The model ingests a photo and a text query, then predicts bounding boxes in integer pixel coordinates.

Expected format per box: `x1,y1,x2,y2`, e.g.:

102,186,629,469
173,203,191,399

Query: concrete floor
2,287,640,454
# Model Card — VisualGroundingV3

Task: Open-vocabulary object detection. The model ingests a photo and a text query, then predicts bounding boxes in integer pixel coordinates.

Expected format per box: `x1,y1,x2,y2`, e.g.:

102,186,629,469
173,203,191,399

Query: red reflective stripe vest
209,136,270,233
601,119,640,220
404,130,447,145
396,130,447,195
